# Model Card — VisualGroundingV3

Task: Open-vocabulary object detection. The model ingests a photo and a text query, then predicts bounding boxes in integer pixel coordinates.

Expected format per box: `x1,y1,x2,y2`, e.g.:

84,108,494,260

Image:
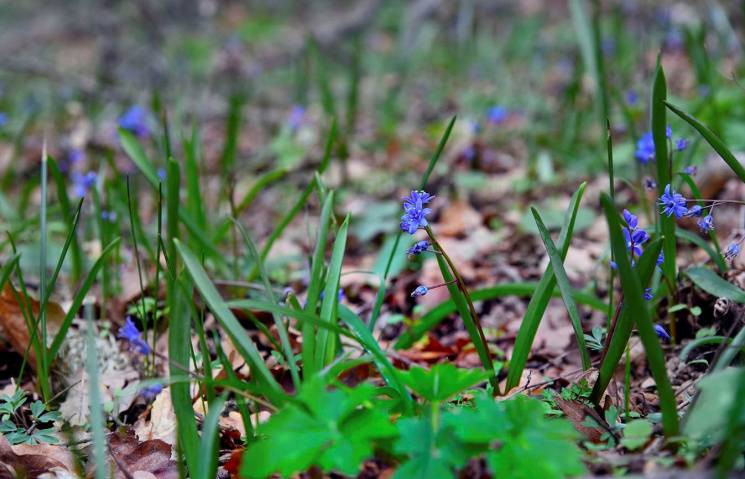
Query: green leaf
665,101,745,183
393,415,467,479
397,364,490,403
620,419,653,450
531,207,591,370
686,267,745,303
506,182,587,392
447,395,585,479
195,394,228,479
600,193,679,438
240,380,396,478
684,367,745,446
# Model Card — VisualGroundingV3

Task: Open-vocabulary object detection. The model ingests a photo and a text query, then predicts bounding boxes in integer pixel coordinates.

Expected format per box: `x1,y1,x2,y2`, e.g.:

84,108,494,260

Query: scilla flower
724,242,741,261
698,215,714,233
644,288,653,301
407,240,430,256
118,105,150,138
72,171,97,197
635,132,656,164
659,184,688,218
410,285,428,297
654,324,671,341
141,382,163,400
676,138,689,151
400,190,434,235
118,317,152,355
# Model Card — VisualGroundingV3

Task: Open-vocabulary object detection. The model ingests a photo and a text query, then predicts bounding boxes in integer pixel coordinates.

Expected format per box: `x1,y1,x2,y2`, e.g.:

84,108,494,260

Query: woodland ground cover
0,1,744,478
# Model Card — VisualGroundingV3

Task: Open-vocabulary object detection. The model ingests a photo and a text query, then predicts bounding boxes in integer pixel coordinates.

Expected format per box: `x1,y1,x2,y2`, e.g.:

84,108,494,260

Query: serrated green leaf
393,415,468,479
397,364,490,403
620,419,652,450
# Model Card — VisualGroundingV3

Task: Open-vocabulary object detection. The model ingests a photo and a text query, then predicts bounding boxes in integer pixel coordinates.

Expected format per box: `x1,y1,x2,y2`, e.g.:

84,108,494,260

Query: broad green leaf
393,414,467,479
397,364,490,403
620,419,653,450
684,367,745,446
686,267,745,303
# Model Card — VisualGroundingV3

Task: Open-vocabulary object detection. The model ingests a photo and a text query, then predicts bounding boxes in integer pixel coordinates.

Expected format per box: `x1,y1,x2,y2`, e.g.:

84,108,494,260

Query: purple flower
625,90,638,105
400,190,434,235
697,215,714,233
623,209,638,230
609,260,618,270
287,105,305,130
410,285,428,297
676,138,689,151
683,165,697,176
0,112,7,126
623,227,649,258
157,168,166,181
654,324,671,341
487,106,508,124
657,253,664,267
72,171,97,197
141,383,163,400
118,317,152,355
118,106,150,138
644,178,657,190
686,205,703,217
407,240,430,256
101,210,117,222
724,242,741,261
665,125,672,139
635,132,656,164
659,184,688,218
320,288,344,302
644,288,653,301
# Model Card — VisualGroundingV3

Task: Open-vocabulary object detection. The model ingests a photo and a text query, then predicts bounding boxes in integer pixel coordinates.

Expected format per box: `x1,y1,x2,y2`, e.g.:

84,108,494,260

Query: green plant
0,389,61,445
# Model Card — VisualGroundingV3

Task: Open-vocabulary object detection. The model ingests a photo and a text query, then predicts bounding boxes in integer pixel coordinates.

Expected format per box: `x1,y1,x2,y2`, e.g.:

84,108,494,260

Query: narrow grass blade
506,182,586,391
254,119,337,272
395,282,606,350
234,168,287,217
337,305,413,411
302,191,335,378
195,394,228,479
652,62,677,287
666,101,745,182
47,157,84,281
39,145,49,396
234,220,299,387
369,116,456,330
532,207,591,370
590,239,662,404
174,239,286,403
48,238,121,361
675,229,726,272
182,126,208,232
316,214,350,371
85,311,107,479
601,193,679,438
686,267,745,303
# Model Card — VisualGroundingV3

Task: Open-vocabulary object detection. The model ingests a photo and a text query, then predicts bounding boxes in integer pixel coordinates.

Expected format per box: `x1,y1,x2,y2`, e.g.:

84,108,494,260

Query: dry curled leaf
0,284,64,368
0,434,75,479
108,430,178,479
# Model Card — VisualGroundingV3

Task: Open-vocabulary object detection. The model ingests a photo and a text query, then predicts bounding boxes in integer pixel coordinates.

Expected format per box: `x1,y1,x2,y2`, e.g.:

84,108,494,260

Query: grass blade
47,157,84,282
666,101,745,182
531,207,591,370
315,214,350,371
48,238,121,361
685,267,745,303
506,182,587,391
174,239,286,404
590,239,662,404
601,193,679,438
195,394,228,479
395,282,606,350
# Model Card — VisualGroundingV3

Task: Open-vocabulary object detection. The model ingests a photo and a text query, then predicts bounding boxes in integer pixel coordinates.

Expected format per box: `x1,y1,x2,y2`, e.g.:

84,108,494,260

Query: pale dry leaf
133,387,177,447
0,434,75,478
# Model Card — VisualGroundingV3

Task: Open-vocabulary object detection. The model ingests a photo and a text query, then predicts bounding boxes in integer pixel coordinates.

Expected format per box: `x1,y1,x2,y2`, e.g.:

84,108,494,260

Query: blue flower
644,178,657,190
72,171,97,197
654,324,671,341
635,132,656,164
101,210,117,222
410,285,428,297
118,106,149,138
407,240,430,256
118,317,152,355
625,90,638,105
659,184,688,218
644,288,653,301
686,205,703,217
141,382,163,399
724,242,741,261
676,138,689,151
0,112,8,127
287,105,305,130
400,190,434,235
683,165,697,176
157,168,166,181
320,288,344,302
623,227,649,257
609,260,617,270
657,253,664,267
487,106,508,124
697,215,714,233
665,125,672,139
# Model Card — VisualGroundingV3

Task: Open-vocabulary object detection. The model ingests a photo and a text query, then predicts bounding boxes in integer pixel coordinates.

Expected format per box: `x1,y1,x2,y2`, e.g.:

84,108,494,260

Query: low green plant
0,389,61,445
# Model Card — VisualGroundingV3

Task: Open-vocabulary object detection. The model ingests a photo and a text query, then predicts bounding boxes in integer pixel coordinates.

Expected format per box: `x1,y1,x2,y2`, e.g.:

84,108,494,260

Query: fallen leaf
0,434,75,478
0,284,64,368
109,430,178,479
134,387,177,447
554,397,608,443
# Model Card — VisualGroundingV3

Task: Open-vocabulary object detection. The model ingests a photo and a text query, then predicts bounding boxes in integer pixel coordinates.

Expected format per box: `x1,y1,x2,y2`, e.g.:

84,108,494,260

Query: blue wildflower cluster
658,184,741,261
71,171,97,198
634,125,687,164
622,209,649,258
407,240,430,256
487,106,508,125
400,190,434,235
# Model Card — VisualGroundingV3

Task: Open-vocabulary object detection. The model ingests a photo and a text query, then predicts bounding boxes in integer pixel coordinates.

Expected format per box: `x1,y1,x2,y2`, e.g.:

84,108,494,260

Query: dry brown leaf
0,284,64,368
133,387,177,447
108,430,178,479
0,434,75,479
554,397,608,443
